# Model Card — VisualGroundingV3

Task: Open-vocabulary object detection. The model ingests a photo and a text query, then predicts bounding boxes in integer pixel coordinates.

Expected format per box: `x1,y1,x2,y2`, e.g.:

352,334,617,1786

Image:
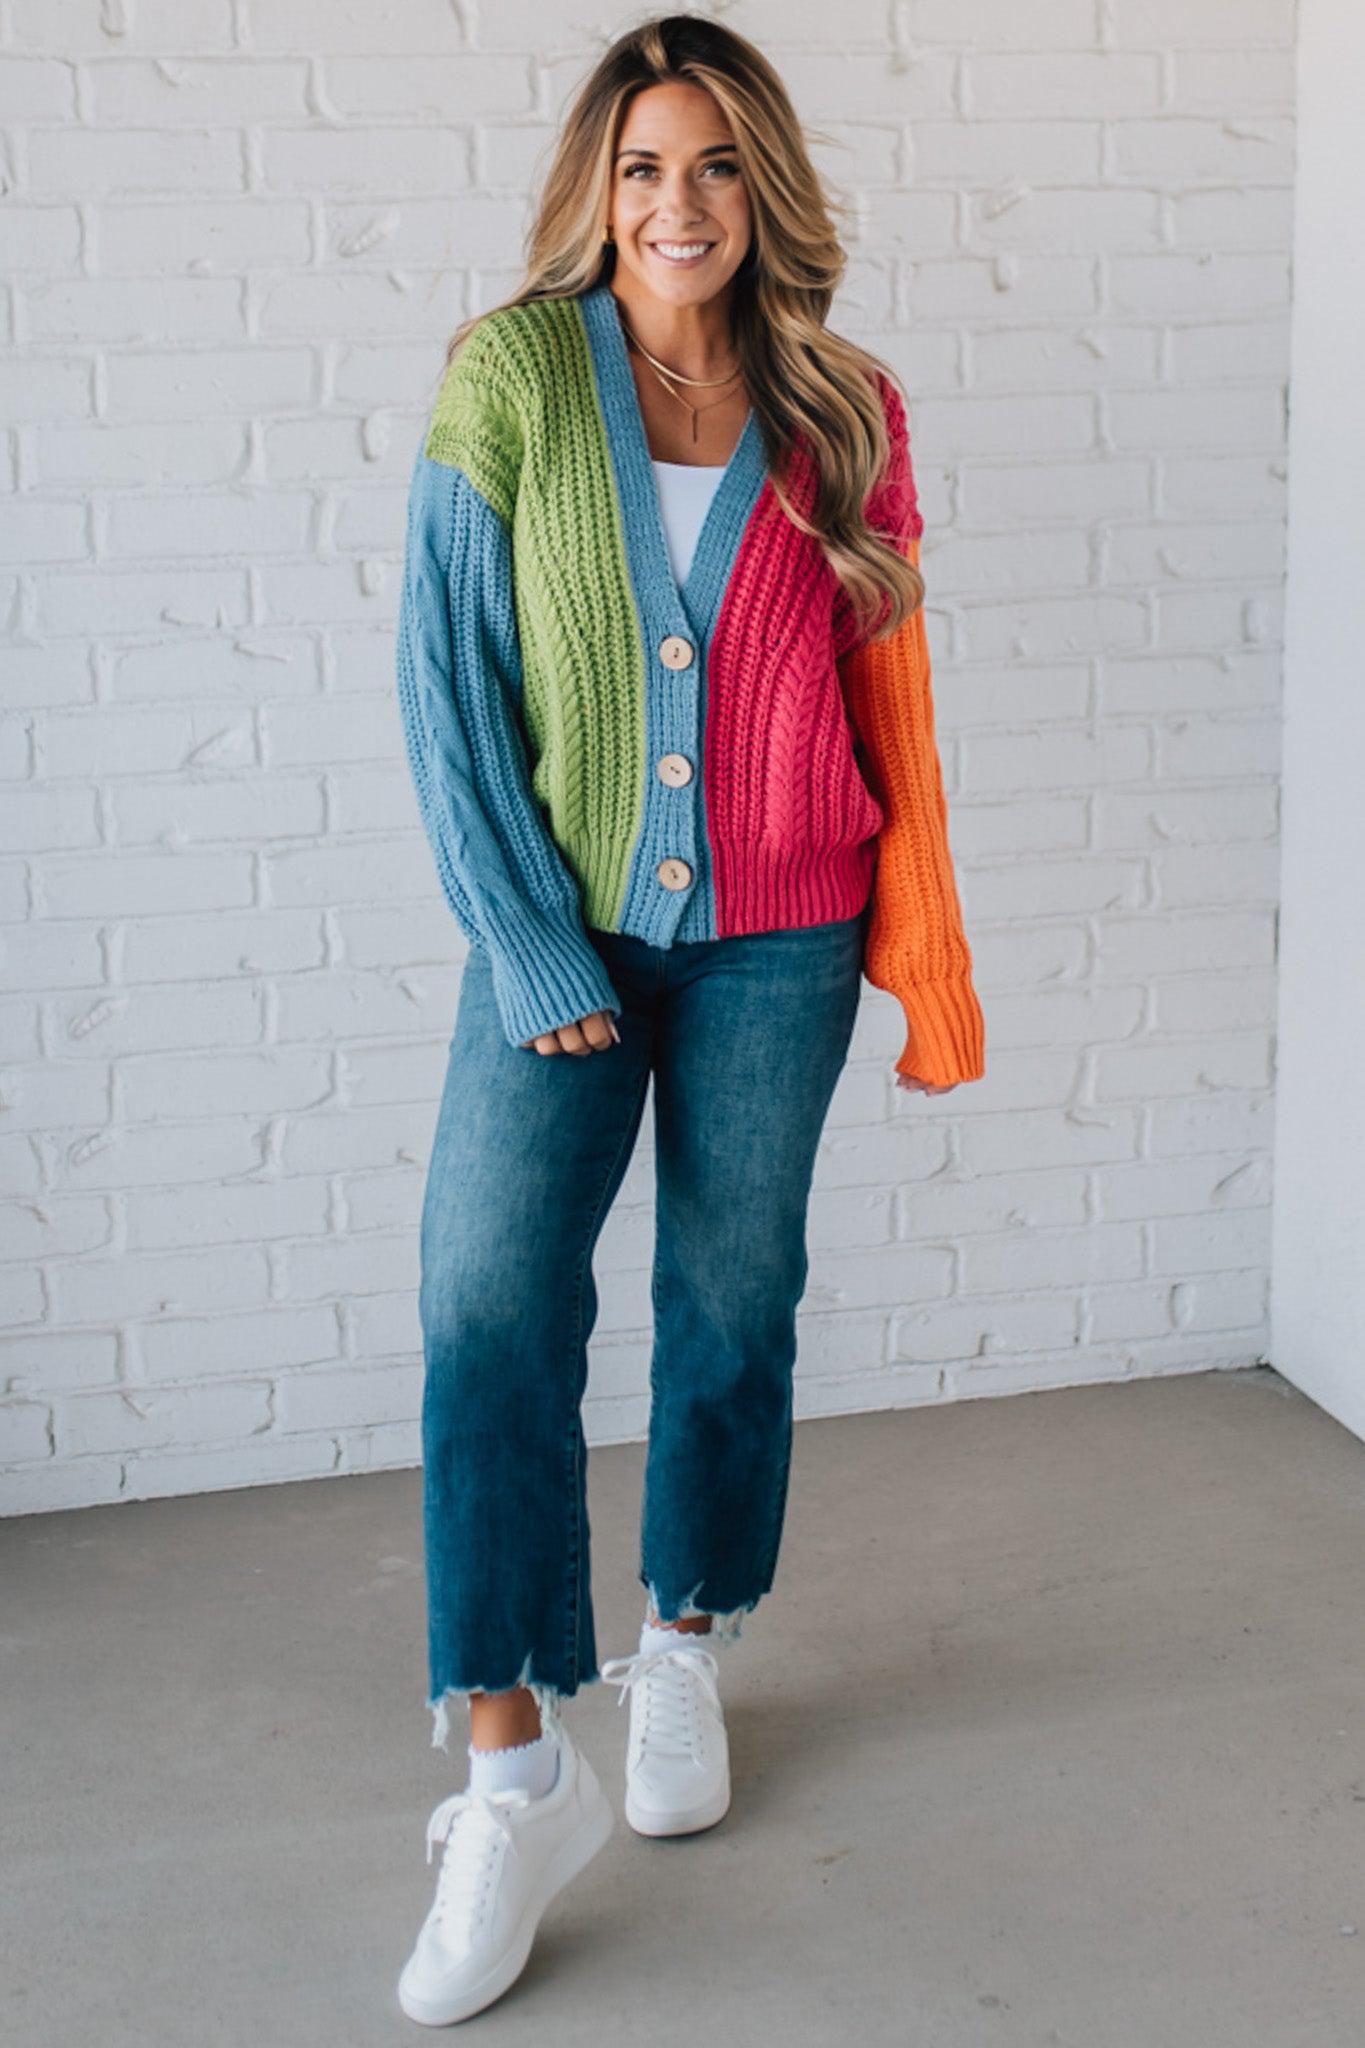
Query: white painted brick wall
1,1,1291,1516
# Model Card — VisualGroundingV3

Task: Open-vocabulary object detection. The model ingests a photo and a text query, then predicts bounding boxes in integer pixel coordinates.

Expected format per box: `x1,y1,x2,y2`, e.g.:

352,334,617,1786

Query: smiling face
607,80,753,310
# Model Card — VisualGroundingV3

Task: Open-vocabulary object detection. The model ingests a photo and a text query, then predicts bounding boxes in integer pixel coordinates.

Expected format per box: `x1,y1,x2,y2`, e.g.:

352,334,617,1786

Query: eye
621,159,741,180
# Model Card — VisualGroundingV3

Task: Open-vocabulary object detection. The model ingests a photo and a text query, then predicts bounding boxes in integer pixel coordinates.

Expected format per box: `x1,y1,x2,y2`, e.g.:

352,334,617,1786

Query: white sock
640,1617,715,1657
466,1727,559,1801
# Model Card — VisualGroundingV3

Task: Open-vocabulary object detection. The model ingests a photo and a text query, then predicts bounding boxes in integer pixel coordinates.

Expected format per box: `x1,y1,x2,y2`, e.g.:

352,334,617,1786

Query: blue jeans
418,907,868,1745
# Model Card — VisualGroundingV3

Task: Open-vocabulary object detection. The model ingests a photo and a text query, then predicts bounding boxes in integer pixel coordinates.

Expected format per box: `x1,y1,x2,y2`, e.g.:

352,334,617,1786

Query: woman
394,13,985,2025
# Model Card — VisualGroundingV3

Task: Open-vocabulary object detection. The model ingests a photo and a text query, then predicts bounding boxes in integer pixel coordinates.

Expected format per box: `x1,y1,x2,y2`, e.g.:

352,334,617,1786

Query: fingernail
608,1017,621,1044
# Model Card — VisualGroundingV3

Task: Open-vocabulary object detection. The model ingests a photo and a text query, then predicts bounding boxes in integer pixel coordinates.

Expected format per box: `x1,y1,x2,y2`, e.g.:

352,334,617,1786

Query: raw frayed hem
643,1577,759,1648
427,1652,569,1755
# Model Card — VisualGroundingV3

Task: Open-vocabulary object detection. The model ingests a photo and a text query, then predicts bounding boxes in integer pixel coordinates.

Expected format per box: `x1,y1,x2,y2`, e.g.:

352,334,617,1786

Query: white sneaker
397,1719,614,2026
599,1636,731,1837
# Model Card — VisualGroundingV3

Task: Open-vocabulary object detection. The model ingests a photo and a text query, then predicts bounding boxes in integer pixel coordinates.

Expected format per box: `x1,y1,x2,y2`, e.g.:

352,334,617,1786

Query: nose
653,170,707,227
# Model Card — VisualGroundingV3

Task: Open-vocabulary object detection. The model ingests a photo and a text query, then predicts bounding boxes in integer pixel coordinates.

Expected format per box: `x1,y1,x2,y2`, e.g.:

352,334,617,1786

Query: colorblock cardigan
396,281,986,1089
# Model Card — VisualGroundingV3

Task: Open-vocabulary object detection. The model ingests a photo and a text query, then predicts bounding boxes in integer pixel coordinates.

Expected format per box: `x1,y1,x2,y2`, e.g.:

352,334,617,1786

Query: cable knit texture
396,281,985,1087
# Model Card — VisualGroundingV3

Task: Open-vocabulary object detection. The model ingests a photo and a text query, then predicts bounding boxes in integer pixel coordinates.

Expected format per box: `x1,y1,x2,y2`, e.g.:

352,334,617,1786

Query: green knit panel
425,297,646,933
424,323,523,528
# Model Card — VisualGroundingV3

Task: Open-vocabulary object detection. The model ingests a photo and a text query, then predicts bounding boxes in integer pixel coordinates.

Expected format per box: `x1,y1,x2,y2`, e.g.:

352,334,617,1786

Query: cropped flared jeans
417,905,868,1748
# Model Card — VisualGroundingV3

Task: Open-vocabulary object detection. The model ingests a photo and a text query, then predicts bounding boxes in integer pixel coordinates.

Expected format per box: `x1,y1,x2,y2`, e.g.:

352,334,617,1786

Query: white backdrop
1,0,1292,1513
1271,0,1365,1444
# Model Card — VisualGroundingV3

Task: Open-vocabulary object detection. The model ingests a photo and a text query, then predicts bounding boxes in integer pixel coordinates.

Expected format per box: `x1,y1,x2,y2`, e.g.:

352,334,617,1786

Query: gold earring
603,224,614,243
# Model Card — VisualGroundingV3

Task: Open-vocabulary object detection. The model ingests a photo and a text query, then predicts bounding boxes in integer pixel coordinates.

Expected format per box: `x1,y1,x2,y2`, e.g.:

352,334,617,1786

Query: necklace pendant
691,407,699,444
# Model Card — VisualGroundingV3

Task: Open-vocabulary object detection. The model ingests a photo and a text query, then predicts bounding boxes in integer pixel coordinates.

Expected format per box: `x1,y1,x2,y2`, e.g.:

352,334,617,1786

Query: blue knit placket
578,284,768,946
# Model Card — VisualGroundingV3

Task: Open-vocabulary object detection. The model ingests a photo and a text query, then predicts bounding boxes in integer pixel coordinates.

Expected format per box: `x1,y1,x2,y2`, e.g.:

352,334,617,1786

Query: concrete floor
5,1365,1365,2047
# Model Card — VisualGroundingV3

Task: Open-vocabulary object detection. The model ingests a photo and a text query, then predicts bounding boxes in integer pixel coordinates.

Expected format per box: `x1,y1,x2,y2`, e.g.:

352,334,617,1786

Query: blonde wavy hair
443,11,924,641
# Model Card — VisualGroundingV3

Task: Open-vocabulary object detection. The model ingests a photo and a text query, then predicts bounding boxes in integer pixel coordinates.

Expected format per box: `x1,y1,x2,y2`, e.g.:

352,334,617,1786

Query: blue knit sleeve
396,445,622,1047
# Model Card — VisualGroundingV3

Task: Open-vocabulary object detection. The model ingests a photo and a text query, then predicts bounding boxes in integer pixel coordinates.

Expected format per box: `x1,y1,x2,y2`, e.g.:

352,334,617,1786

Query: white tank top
652,459,727,587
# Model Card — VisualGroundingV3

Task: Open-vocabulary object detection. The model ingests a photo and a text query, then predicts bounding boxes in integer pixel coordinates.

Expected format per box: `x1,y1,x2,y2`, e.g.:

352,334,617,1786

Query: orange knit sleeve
838,382,986,1090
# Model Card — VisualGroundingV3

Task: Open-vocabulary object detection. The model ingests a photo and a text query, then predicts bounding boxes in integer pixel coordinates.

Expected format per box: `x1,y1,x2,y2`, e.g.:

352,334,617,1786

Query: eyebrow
614,142,739,161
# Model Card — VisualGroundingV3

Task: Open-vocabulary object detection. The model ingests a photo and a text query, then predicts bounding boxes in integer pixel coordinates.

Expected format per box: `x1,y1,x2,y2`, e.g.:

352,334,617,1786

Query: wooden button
657,752,694,786
659,635,695,670
656,858,693,891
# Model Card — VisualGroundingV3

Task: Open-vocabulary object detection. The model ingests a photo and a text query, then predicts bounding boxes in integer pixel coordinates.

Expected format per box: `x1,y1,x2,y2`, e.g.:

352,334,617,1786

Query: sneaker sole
624,1772,731,1838
397,1783,616,2027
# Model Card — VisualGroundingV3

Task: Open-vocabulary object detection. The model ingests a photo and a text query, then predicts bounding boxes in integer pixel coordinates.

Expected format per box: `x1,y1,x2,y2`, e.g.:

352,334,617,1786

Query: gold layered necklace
619,313,746,446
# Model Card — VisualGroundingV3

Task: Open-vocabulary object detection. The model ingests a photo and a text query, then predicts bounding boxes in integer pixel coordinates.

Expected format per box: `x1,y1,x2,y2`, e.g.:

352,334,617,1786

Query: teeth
654,242,711,259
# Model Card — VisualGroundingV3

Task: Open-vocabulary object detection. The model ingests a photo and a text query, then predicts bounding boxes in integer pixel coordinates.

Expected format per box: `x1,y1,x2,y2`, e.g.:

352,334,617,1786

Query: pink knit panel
703,381,913,938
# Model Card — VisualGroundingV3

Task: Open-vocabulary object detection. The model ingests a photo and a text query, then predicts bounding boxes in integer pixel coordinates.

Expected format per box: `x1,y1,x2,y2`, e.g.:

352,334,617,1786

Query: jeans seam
643,1208,669,1591
756,1384,795,1591
563,1057,652,1684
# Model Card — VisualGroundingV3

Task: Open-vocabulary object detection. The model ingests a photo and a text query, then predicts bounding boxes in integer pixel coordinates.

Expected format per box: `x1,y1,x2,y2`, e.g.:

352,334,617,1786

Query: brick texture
1,0,1290,1513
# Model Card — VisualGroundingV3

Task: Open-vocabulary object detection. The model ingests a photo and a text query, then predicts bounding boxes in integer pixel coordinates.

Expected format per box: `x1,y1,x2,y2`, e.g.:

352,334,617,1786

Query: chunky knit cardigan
396,281,985,1089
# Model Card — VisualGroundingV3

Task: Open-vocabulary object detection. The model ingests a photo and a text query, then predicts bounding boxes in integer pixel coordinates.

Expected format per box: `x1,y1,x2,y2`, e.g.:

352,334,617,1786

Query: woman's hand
896,1073,958,1097
521,1009,620,1057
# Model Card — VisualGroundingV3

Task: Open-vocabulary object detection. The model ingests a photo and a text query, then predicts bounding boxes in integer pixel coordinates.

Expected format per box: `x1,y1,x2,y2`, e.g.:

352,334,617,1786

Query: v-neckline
579,282,767,644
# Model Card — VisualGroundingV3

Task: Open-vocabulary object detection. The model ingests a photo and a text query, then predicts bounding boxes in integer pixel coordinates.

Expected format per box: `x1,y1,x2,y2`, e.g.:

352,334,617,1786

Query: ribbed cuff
893,974,986,1089
487,920,622,1048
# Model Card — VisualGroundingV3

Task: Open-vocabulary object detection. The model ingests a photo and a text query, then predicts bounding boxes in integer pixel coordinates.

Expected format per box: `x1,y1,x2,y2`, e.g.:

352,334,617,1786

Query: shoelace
424,1786,532,1935
599,1641,722,1761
